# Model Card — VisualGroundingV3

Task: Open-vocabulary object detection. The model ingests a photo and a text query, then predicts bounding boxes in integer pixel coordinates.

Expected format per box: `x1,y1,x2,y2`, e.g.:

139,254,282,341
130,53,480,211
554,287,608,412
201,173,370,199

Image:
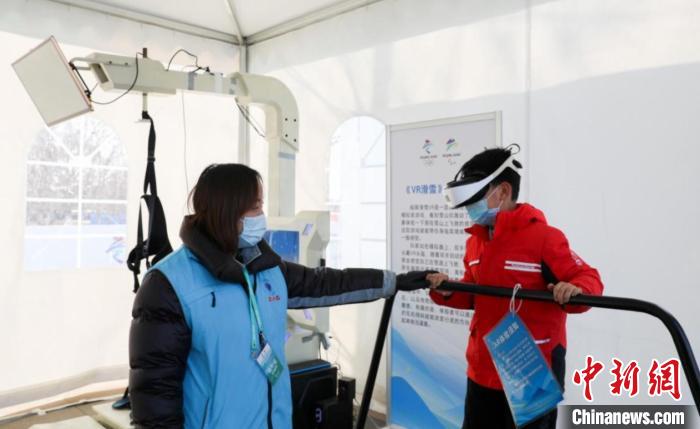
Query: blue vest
152,246,292,429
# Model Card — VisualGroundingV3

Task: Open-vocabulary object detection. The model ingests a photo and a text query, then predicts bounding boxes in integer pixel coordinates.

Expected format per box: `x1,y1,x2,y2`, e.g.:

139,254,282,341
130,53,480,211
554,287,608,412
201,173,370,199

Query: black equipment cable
166,48,199,71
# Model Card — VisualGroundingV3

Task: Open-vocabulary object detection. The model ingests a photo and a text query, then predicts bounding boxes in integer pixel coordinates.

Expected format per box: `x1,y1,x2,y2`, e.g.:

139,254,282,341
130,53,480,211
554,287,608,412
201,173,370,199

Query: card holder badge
243,267,283,385
483,284,564,427
255,336,283,385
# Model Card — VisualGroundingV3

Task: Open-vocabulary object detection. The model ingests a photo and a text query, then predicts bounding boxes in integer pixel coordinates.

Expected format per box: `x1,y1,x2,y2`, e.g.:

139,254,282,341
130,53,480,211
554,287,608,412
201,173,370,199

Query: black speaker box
313,397,352,429
290,360,337,429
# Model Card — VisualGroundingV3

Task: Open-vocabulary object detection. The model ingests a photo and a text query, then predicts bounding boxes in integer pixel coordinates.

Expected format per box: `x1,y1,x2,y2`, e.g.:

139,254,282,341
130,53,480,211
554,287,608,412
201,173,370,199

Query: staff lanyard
242,267,265,354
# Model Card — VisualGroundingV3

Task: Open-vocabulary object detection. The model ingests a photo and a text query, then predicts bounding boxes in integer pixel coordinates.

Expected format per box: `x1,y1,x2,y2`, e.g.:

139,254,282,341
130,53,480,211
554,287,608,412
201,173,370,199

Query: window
24,116,128,271
327,116,386,269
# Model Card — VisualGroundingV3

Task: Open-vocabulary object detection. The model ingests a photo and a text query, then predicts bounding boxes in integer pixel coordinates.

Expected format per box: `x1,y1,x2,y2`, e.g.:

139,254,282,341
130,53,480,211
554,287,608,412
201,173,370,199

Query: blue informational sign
264,230,300,263
484,313,563,427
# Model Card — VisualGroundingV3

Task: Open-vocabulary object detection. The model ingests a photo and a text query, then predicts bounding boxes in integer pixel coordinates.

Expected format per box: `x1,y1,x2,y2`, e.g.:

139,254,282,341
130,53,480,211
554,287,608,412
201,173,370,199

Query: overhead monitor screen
13,36,92,126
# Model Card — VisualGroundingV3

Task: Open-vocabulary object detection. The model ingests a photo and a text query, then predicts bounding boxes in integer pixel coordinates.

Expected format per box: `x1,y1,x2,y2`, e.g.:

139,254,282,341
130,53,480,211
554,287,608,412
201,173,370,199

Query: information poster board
388,113,501,428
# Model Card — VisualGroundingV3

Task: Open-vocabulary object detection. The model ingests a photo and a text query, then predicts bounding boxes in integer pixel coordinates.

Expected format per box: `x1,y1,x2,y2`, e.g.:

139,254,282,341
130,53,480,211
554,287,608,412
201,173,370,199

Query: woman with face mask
128,163,431,429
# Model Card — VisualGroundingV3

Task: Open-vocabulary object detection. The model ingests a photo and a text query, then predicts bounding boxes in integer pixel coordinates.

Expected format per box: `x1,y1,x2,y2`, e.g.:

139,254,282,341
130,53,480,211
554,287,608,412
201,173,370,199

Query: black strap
141,112,158,268
143,111,157,196
126,112,173,293
541,261,559,285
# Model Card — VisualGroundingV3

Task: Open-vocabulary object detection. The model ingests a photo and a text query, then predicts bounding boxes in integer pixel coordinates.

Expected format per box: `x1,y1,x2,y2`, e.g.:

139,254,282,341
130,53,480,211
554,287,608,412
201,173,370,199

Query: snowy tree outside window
24,116,128,271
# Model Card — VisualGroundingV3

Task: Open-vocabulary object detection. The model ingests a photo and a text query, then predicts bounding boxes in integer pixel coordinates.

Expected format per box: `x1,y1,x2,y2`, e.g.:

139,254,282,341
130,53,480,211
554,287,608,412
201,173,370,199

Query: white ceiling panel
75,0,355,38
231,0,348,35
87,0,237,34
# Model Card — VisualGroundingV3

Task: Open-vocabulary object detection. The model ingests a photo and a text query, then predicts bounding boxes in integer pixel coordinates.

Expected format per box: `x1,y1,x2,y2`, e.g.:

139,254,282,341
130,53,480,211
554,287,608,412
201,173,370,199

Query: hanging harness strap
126,112,173,293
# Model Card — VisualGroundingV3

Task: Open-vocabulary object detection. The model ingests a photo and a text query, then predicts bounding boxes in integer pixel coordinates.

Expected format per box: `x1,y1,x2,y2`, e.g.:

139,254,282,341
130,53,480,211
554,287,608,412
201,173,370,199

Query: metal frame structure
45,0,387,46
42,0,388,166
356,283,700,428
66,50,300,217
46,0,240,45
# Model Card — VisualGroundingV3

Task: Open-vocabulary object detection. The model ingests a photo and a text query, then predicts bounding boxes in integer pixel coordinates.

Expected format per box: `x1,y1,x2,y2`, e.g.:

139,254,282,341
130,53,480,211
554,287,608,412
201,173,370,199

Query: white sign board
388,113,501,429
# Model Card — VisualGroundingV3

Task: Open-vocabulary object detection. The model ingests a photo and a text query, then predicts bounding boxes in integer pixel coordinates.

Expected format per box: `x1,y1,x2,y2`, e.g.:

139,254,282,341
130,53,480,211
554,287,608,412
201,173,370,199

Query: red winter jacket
429,203,604,390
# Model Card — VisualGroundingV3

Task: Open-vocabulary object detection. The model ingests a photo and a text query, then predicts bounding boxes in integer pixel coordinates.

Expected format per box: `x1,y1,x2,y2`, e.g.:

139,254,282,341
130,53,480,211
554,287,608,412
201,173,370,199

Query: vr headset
443,154,521,209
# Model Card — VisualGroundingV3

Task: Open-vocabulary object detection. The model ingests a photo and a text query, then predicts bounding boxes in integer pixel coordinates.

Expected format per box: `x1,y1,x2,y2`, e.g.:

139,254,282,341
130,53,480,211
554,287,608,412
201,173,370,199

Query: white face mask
238,214,267,248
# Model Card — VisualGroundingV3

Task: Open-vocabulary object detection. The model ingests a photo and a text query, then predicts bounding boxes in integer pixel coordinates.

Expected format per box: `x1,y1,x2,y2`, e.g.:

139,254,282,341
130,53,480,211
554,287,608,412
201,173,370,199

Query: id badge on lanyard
243,267,283,385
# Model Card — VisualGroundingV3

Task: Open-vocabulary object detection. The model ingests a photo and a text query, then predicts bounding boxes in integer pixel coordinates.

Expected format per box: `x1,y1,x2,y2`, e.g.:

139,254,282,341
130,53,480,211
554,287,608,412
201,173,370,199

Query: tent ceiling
87,0,239,35
232,0,353,35
78,0,360,41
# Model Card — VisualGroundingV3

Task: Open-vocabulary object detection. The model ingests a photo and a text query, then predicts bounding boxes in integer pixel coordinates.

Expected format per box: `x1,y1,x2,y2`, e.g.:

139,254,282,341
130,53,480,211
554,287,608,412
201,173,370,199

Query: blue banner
390,316,470,429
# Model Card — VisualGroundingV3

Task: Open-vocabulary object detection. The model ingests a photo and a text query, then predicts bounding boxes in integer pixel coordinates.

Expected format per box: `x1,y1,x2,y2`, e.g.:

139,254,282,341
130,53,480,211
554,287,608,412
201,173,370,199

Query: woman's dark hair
186,163,262,253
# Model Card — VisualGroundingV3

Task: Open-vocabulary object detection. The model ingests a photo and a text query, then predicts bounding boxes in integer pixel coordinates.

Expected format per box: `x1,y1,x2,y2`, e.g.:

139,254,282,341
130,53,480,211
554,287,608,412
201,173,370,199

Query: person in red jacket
427,146,604,429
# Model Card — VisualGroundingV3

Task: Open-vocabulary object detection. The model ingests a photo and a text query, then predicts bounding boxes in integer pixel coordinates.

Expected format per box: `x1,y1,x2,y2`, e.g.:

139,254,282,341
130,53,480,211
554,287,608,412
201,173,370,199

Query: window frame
24,116,128,270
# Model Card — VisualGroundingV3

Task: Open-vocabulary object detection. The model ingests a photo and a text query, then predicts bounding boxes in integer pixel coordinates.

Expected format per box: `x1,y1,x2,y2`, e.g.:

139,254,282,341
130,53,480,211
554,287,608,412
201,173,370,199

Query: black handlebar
355,282,700,428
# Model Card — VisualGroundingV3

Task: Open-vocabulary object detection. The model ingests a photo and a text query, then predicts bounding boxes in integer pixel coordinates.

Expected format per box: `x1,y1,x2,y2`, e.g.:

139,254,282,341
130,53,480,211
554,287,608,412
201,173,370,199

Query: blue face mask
239,214,267,248
465,189,502,226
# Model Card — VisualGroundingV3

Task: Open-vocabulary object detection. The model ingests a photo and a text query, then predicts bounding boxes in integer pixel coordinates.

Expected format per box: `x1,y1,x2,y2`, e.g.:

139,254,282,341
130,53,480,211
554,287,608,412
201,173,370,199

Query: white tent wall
529,0,700,406
249,0,700,412
0,0,239,412
249,0,530,413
